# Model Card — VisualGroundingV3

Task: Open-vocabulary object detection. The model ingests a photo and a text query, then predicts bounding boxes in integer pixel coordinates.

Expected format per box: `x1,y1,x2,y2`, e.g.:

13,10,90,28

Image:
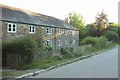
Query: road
28,47,118,78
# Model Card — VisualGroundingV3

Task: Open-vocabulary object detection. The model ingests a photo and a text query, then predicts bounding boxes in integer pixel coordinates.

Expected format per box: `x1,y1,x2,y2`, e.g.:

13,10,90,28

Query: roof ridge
0,4,40,16
1,4,65,22
1,4,76,30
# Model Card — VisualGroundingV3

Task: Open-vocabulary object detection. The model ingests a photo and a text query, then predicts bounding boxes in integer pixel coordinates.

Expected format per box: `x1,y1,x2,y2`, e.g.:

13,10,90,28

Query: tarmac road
28,47,118,78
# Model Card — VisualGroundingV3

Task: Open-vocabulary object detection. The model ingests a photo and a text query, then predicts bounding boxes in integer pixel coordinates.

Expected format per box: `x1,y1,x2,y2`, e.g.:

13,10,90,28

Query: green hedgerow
103,30,118,42
81,36,108,48
2,36,38,68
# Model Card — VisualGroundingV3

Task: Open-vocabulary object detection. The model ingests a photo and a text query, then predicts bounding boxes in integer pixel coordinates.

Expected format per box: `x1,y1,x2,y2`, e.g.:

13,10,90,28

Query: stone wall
2,21,79,51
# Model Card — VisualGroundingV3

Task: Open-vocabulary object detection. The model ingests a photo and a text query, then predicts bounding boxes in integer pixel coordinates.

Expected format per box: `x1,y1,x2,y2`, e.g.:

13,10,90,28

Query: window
46,27,52,34
58,40,62,46
7,23,17,33
58,29,61,35
46,40,52,47
64,29,67,35
65,39,68,45
72,39,75,44
29,25,35,33
72,31,75,35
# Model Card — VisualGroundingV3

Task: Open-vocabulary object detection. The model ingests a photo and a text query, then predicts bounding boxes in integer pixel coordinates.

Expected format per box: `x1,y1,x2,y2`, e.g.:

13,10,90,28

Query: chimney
64,18,68,23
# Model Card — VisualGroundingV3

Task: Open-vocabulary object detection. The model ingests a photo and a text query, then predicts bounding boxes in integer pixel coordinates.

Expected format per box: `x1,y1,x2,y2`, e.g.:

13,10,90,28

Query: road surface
28,47,118,78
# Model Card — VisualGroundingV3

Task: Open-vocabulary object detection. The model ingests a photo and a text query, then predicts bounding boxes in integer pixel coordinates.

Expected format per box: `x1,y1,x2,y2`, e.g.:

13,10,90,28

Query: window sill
29,32,35,34
7,31,16,33
47,33,52,35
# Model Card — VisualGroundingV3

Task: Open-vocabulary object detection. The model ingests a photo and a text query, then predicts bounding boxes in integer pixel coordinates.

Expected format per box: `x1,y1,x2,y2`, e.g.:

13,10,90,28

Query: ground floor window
65,39,68,45
58,40,62,46
72,39,75,44
46,40,52,47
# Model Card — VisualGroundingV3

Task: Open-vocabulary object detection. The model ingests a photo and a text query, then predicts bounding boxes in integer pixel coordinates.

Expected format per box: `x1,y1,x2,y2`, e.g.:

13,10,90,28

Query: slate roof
0,4,76,30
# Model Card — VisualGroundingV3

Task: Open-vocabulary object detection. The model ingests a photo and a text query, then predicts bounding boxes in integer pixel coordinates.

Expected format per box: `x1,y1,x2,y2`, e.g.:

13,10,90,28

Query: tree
68,12,85,30
68,12,86,42
103,22,120,43
85,24,102,37
94,10,109,31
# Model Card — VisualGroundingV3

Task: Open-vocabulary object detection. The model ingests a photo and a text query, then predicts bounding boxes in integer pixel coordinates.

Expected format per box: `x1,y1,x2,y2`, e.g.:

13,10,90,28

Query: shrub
96,36,108,48
60,48,74,58
81,37,96,46
103,30,118,42
60,48,67,55
2,36,38,68
46,46,53,51
50,54,63,61
81,36,108,48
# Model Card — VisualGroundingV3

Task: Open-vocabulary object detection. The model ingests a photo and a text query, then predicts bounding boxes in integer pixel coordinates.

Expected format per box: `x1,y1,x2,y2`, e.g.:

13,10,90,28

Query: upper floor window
58,29,61,35
46,40,52,47
29,25,35,33
58,40,62,46
64,29,67,35
46,27,52,34
7,23,17,33
72,31,76,35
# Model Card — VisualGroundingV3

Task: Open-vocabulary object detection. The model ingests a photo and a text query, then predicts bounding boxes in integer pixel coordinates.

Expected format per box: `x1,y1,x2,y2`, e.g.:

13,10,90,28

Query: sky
0,0,119,24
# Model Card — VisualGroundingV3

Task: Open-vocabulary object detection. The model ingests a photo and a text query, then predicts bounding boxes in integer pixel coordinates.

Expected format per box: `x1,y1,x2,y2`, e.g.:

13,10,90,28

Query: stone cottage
0,4,79,51
1,4,80,68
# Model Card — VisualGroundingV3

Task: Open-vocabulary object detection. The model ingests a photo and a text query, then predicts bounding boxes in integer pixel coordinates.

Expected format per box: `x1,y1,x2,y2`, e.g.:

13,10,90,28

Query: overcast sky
0,0,119,24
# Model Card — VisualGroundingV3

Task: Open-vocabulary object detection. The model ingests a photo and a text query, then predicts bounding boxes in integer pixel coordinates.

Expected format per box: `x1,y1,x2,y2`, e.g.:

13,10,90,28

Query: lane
28,47,118,78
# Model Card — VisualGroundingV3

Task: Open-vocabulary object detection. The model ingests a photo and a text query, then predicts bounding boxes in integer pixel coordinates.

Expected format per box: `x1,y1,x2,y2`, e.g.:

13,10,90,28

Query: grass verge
2,42,117,78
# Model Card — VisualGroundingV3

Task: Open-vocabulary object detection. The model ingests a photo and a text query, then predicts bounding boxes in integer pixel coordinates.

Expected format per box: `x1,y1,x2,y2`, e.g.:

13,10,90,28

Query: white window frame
58,29,61,35
29,25,35,33
72,39,75,44
7,23,17,33
72,31,75,35
46,40,52,47
46,27,52,34
58,40,62,46
65,39,68,45
64,29,67,35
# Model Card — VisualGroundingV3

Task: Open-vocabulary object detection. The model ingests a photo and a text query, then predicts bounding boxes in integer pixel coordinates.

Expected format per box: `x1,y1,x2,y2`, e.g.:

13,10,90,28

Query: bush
81,37,95,46
46,46,53,51
103,30,118,42
2,36,38,68
60,48,75,58
60,48,67,55
81,36,108,48
50,54,63,61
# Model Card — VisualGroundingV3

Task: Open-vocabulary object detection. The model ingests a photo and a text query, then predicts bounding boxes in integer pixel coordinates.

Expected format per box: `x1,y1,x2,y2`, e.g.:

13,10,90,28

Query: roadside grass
0,72,2,77
18,57,76,69
2,71,28,78
81,42,117,56
2,42,117,77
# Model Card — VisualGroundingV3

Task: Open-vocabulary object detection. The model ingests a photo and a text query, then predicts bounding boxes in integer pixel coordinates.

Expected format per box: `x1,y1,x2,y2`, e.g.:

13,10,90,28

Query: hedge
103,30,118,42
2,36,38,67
81,36,108,48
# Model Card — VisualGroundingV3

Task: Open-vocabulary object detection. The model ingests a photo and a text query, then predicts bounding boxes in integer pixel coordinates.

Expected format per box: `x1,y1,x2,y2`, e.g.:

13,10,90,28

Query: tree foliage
94,10,109,31
68,12,86,42
68,12,85,30
103,30,118,42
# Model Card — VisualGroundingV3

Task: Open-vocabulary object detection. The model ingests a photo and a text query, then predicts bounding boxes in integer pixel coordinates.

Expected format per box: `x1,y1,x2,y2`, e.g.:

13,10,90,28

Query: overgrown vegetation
2,36,38,68
103,30,118,42
2,9,119,77
81,36,108,48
